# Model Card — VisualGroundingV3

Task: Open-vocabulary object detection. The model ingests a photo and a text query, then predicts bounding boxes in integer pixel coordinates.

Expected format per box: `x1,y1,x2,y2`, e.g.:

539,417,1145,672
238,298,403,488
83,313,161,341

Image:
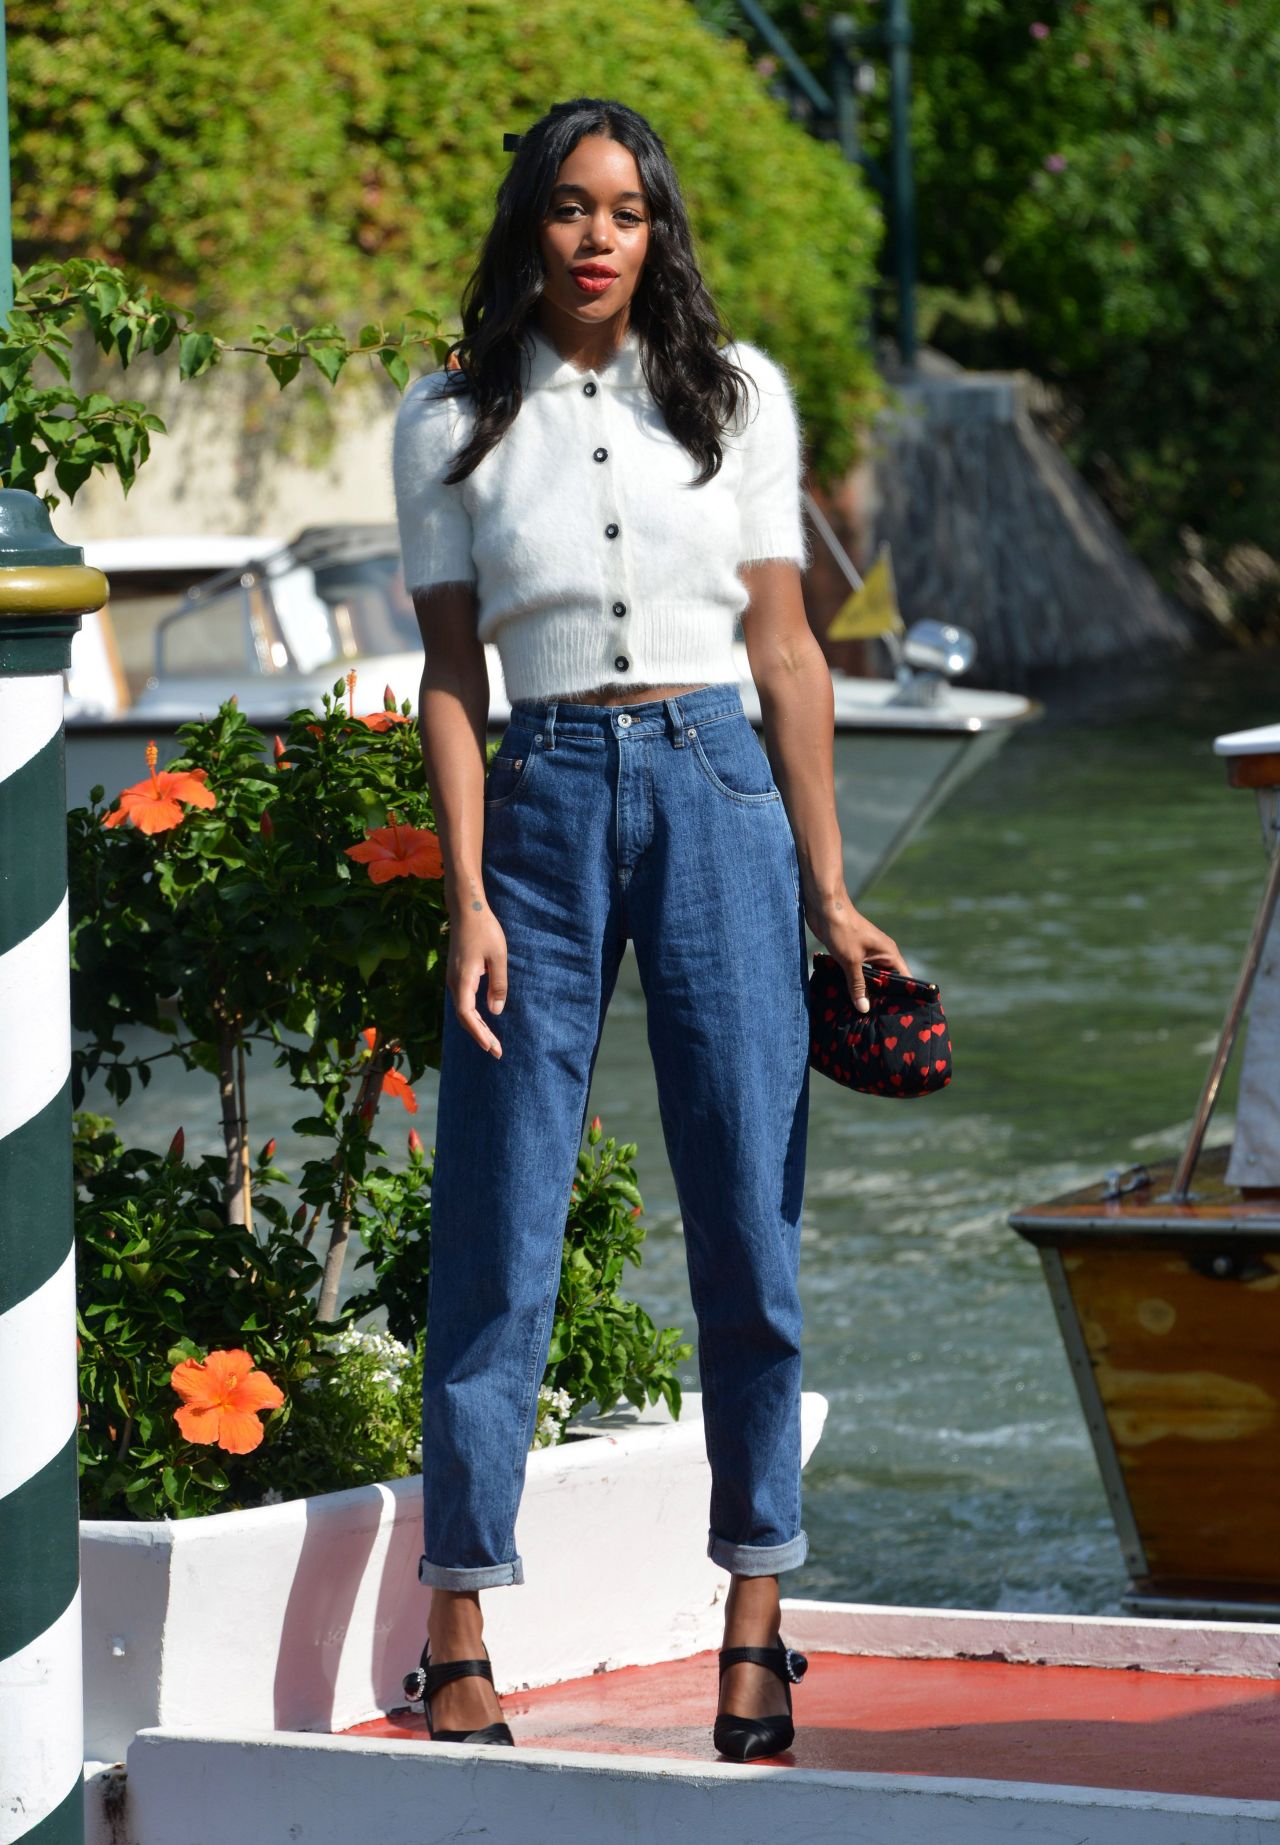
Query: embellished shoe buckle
402,1666,428,1703
784,1648,809,1684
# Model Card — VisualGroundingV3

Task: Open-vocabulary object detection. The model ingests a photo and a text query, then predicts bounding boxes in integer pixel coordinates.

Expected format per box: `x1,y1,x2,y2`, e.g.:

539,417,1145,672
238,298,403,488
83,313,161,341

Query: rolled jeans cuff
707,1528,808,1577
419,1552,525,1591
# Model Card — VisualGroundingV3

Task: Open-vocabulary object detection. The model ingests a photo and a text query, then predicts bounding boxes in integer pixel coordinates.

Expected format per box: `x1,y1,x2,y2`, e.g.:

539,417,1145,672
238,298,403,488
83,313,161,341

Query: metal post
0,490,106,1845
828,13,862,169
886,0,918,367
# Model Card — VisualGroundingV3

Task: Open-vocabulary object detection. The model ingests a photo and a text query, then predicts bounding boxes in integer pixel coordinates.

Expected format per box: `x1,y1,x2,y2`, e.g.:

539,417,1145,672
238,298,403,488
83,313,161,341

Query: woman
392,97,907,1762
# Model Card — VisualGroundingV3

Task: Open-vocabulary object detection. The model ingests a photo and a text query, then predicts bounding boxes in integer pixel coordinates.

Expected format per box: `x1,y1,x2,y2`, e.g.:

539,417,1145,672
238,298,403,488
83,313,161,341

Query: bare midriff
544,681,711,707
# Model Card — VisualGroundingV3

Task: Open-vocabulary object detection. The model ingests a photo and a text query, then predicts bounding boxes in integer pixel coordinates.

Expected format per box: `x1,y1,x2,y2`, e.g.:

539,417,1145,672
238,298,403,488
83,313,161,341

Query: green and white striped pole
0,491,106,1845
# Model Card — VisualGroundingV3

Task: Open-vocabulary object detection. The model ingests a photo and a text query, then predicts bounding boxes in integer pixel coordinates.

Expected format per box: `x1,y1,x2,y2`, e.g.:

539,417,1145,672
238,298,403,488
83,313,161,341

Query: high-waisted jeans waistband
509,680,745,744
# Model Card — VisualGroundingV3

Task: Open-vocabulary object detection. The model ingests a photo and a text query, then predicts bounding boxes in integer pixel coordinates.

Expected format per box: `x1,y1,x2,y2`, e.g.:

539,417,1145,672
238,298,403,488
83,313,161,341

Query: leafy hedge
713,0,1280,627
7,0,883,479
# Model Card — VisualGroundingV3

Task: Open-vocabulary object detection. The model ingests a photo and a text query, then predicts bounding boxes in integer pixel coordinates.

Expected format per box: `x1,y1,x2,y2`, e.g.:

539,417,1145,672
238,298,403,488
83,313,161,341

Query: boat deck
344,1647,1280,1802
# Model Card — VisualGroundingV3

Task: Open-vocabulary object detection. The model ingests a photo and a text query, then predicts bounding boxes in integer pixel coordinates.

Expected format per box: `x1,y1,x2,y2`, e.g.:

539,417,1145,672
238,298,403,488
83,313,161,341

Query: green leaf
266,351,302,389
379,349,411,392
308,343,348,385
178,331,217,379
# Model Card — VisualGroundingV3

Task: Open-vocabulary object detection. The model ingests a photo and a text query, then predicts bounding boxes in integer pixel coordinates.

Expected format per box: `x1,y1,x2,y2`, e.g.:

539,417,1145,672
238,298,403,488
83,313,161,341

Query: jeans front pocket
484,739,538,808
689,715,782,805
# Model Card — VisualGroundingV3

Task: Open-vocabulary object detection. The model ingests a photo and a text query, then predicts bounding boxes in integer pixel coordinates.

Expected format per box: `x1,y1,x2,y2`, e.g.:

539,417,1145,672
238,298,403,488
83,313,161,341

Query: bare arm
739,559,910,1009
413,583,508,1056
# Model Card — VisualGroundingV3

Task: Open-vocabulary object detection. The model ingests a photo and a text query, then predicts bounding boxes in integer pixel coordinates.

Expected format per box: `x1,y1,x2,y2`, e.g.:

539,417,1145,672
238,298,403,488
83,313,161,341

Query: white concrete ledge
81,1393,828,1760
124,1726,1280,1845
780,1598,1280,1679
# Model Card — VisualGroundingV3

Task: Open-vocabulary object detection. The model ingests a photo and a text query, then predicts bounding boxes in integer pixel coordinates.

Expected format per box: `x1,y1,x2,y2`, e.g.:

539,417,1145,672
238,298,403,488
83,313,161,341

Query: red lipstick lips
571,264,617,295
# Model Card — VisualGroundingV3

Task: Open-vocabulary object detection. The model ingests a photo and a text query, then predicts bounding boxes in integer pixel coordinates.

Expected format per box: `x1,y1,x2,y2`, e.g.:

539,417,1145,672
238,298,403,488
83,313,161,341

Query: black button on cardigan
593,447,608,463
605,523,619,539
612,602,626,617
614,655,629,671
583,382,598,396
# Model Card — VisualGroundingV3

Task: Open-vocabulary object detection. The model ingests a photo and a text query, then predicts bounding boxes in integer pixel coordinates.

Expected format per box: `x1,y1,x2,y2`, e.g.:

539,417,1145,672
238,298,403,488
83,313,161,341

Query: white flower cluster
318,1326,413,1394
532,1384,573,1450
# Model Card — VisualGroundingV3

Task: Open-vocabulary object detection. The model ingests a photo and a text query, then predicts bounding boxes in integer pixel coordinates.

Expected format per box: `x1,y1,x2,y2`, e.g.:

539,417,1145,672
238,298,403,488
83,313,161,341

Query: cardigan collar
521,322,648,393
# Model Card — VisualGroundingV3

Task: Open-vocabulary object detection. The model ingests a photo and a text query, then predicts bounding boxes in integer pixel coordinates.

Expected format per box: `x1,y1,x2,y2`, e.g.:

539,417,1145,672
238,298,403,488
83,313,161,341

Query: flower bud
408,1127,424,1157
261,1137,277,1164
260,809,275,841
273,734,287,762
292,1203,309,1232
588,1114,602,1144
384,683,397,712
166,1125,185,1162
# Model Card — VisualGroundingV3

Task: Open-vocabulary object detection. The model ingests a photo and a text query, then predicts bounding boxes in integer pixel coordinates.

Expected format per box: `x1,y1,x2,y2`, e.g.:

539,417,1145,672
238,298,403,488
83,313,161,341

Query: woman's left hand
805,887,910,1014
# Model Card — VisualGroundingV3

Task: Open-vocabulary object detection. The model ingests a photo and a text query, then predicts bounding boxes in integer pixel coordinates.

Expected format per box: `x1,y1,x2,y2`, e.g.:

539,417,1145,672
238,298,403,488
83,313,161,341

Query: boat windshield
155,544,420,679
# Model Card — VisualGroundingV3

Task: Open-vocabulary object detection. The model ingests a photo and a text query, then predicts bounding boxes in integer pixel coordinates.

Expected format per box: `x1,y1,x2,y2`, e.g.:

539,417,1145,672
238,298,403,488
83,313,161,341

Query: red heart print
883,1035,898,1050
899,1014,914,1028
935,1058,947,1073
932,1022,946,1036
918,1028,932,1043
903,1050,915,1065
890,1073,902,1087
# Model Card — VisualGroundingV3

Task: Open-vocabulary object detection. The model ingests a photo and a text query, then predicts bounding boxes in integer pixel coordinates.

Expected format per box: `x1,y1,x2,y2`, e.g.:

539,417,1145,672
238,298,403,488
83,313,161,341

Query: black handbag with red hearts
807,952,953,1097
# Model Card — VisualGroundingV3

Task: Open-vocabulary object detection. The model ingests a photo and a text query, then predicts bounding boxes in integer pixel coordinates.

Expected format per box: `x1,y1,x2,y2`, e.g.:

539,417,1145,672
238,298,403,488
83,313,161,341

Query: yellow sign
825,544,903,642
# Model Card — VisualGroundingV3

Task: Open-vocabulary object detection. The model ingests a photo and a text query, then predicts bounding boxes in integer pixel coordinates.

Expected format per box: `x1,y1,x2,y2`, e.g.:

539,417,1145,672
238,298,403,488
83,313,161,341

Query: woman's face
537,134,651,329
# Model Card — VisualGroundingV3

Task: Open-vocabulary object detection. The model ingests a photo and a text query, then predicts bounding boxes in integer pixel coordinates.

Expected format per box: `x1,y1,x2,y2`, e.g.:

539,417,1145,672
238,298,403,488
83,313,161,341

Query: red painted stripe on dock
342,1651,1280,1799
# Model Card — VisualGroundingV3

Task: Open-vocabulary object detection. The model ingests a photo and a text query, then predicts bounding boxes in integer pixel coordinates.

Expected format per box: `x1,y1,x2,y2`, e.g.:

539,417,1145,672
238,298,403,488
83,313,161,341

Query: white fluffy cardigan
390,322,810,702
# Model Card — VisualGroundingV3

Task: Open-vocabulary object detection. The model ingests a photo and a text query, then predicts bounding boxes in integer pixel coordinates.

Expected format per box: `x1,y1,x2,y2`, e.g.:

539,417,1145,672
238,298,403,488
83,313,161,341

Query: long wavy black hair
439,98,755,489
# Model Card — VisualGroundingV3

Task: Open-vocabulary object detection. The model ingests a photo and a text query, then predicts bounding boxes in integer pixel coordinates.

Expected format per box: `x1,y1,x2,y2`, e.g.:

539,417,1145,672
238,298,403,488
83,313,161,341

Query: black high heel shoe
713,1641,808,1762
402,1640,515,1746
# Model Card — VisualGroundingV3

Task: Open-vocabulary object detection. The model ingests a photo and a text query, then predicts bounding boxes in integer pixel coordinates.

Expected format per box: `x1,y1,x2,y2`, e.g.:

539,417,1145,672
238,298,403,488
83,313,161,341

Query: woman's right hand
446,905,509,1057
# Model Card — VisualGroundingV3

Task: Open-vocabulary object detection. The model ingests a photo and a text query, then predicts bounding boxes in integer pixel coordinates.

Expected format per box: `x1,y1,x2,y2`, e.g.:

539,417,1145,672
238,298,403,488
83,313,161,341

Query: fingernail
856,998,870,1013
491,998,504,1013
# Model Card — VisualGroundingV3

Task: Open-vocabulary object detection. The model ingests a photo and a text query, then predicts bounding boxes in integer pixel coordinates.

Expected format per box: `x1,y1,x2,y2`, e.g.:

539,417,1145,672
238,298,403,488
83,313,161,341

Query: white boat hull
65,644,1034,898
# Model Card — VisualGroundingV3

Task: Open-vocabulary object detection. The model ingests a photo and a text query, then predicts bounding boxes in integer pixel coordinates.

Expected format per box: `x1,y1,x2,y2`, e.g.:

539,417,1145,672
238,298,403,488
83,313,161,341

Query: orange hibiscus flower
103,742,217,835
359,1027,419,1113
170,1348,285,1454
356,710,412,733
344,815,443,883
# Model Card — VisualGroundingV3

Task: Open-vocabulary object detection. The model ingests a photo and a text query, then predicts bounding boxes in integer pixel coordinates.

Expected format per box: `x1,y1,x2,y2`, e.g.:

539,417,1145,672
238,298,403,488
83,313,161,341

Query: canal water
80,652,1278,1615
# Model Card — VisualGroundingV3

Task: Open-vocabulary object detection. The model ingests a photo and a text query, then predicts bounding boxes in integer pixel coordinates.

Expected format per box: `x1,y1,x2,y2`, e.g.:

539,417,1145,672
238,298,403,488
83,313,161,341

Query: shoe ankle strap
424,1656,496,1694
718,1643,808,1684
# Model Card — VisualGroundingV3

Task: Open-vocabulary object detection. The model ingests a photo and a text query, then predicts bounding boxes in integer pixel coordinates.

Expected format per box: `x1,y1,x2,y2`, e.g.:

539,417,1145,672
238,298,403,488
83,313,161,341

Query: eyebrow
549,183,648,204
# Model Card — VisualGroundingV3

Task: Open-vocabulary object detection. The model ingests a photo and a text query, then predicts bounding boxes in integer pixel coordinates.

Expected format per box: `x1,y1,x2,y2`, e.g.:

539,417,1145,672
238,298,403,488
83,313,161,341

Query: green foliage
74,1116,326,1518
350,1117,692,1421
70,683,448,1117
714,0,1280,618
548,1118,691,1421
264,1325,425,1504
6,0,883,479
0,259,447,506
70,694,690,1515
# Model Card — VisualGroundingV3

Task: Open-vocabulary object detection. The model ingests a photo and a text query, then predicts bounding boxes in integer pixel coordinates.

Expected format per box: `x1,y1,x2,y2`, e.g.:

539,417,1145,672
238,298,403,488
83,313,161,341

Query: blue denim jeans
419,682,811,1590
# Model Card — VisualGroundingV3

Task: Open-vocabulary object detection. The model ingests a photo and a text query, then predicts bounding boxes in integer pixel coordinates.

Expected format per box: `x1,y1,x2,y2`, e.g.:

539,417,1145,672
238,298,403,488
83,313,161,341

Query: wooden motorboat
1011,721,1280,1620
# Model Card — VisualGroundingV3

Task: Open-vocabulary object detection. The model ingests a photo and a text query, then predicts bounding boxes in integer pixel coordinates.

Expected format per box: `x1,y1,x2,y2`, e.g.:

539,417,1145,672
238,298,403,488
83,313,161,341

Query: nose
581,209,615,253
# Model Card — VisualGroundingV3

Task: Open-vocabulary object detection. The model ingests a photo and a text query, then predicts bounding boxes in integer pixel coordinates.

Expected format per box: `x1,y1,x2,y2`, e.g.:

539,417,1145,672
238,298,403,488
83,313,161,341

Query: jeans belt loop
544,701,557,750
665,694,686,747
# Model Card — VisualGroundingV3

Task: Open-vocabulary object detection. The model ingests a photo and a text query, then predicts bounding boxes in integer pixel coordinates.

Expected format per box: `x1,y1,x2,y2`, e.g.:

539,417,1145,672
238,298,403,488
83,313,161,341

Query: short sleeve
729,342,811,571
390,372,478,594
